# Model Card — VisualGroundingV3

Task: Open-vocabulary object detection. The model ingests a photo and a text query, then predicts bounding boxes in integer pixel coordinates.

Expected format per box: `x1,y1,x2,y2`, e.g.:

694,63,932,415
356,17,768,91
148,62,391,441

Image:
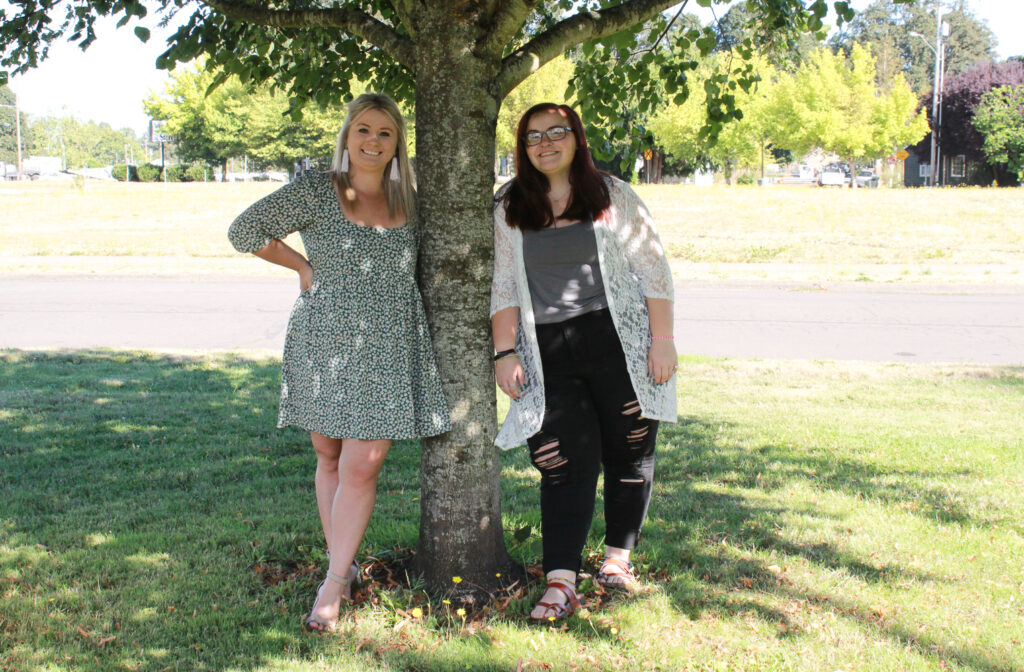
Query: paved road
1,275,1022,364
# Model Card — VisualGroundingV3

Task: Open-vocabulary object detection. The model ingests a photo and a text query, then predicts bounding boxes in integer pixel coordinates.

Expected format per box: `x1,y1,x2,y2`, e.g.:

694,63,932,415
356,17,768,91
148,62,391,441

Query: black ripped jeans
528,308,658,574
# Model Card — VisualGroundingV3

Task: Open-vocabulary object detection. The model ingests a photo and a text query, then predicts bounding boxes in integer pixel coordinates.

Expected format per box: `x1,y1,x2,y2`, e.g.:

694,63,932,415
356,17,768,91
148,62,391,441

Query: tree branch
496,0,682,98
389,0,417,39
478,0,540,60
201,0,414,68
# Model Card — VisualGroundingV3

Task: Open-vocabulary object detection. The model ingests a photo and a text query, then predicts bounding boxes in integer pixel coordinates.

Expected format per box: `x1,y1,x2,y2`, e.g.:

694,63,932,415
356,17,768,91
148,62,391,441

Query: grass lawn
2,350,1022,671
1,180,1022,283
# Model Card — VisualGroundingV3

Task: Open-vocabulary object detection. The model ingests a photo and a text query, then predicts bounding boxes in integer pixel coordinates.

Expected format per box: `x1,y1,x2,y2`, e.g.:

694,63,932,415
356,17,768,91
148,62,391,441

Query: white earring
390,157,400,182
340,149,350,172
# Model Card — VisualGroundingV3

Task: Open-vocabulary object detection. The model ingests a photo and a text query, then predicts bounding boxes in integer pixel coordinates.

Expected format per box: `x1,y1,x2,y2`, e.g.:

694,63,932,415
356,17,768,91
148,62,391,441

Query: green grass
1,181,1022,282
2,350,1022,671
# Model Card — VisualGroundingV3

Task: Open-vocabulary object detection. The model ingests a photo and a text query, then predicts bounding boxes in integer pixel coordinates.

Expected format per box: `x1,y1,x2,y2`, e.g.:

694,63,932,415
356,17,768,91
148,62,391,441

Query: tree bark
411,8,511,598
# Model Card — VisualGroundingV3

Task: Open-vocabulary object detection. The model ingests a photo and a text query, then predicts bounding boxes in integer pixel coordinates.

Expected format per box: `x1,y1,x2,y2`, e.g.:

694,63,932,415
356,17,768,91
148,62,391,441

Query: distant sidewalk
1,274,1022,364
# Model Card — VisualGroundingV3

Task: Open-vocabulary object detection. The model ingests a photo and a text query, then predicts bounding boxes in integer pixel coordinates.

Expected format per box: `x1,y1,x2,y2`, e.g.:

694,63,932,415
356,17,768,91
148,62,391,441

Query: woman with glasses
491,103,677,621
228,93,450,633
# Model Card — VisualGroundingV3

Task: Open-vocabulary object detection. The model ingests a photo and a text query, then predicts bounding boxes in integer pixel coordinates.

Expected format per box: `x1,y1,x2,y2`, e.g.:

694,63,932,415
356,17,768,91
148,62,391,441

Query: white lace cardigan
490,176,677,450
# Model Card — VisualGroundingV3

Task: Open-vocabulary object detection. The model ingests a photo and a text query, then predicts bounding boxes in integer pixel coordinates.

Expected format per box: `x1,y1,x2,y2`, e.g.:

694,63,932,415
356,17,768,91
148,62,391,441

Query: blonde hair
329,92,416,221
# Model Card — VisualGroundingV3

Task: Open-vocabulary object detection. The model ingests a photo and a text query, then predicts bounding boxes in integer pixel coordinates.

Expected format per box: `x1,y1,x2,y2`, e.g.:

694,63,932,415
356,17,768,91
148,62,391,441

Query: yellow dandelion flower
495,572,502,578
442,599,451,604
547,616,556,622
610,627,619,635
452,576,462,584
411,607,423,619
456,608,466,617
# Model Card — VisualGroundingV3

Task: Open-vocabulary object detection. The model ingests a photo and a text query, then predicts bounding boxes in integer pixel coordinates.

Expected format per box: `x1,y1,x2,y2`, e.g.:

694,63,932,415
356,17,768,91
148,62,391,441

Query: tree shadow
496,407,1020,671
0,349,426,672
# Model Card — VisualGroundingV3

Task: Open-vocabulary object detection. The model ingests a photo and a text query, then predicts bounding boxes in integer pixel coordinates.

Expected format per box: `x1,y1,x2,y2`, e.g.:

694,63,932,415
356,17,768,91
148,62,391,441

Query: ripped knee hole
532,440,568,470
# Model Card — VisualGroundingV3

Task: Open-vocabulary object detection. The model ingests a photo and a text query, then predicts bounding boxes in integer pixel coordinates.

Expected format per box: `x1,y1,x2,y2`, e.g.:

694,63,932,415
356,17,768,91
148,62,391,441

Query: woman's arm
492,306,524,400
254,239,314,291
647,297,677,384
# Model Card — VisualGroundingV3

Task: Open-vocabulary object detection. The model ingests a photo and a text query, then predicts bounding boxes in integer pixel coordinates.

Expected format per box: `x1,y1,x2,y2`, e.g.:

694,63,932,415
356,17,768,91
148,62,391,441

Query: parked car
818,166,848,187
855,170,880,188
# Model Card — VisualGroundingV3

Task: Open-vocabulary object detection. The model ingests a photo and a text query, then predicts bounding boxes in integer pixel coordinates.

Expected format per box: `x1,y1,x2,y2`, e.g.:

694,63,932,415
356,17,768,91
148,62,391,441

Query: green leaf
134,26,150,43
696,36,716,55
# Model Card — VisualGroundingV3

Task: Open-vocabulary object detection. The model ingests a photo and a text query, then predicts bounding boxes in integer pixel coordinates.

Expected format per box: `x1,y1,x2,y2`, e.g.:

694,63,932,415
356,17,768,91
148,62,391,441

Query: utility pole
910,2,948,188
929,2,944,187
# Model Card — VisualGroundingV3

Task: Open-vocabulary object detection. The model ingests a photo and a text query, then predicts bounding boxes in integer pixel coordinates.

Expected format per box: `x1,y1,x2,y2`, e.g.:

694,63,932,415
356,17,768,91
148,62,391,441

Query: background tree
145,63,358,176
773,44,929,179
649,51,782,181
914,58,1024,185
144,66,248,177
0,84,30,165
0,0,865,598
971,84,1024,184
28,115,144,169
831,0,996,94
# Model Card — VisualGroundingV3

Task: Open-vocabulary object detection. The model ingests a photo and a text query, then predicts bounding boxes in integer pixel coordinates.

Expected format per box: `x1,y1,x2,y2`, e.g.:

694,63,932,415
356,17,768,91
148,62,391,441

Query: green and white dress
228,171,451,440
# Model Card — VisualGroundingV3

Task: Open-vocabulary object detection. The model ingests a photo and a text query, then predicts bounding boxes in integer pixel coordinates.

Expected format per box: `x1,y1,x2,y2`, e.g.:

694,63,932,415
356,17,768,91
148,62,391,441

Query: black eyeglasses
524,126,574,146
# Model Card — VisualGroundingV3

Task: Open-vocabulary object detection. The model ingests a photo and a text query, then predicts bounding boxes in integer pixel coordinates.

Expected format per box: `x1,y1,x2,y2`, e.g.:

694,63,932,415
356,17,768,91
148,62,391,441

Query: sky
5,0,1024,137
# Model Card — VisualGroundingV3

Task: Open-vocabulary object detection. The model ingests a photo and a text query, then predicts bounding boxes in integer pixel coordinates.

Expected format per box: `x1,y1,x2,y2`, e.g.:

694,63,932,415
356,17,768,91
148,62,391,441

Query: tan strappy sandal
303,562,359,633
529,579,581,621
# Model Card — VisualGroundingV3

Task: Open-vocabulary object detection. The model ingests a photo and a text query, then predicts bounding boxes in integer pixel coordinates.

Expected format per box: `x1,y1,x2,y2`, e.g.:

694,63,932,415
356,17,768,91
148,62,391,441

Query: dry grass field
1,179,1021,283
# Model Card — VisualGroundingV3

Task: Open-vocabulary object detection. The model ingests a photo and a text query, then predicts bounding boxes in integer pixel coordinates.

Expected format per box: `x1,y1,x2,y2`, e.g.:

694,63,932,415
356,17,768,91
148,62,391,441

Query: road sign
150,120,170,143
896,149,909,161
644,149,653,160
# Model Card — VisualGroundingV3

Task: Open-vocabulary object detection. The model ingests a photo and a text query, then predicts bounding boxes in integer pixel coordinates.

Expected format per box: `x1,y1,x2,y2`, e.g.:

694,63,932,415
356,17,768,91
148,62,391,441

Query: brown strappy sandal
529,579,581,621
595,557,639,590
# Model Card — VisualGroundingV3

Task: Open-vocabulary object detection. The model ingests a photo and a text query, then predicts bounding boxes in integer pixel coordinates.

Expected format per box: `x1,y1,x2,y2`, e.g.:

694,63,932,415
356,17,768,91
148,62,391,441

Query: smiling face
345,108,399,174
524,108,577,181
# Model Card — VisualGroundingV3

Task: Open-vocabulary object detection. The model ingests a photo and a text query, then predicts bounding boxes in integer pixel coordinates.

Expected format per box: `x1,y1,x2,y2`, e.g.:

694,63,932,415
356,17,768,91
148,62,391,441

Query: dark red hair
502,103,611,231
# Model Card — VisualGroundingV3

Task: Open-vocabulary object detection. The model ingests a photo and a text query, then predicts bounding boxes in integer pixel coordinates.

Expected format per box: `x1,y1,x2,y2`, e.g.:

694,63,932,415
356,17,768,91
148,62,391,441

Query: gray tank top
522,219,608,324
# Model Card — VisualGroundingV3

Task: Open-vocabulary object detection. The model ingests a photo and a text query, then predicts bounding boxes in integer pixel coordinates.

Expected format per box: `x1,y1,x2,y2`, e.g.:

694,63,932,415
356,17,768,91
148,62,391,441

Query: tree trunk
411,11,511,598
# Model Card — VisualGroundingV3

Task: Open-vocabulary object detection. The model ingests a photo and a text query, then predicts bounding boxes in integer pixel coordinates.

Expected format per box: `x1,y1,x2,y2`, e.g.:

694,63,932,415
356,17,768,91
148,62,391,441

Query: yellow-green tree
649,52,781,181
772,43,928,181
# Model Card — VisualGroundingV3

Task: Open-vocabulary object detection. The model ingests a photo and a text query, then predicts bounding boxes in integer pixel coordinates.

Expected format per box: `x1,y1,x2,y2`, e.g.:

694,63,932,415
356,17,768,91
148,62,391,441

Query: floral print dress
228,171,451,440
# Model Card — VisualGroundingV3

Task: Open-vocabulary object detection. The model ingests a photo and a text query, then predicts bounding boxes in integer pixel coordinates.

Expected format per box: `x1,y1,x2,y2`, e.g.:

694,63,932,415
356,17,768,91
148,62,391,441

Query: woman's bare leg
310,432,343,555
308,438,391,624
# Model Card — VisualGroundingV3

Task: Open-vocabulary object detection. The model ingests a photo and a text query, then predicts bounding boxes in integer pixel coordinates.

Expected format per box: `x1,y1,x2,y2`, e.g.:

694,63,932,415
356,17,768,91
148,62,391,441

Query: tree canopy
830,0,997,93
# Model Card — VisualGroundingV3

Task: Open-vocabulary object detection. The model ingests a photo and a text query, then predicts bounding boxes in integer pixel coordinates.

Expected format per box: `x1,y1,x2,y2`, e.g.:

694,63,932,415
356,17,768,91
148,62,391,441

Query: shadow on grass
0,349,427,672
498,408,1021,671
1,350,1020,672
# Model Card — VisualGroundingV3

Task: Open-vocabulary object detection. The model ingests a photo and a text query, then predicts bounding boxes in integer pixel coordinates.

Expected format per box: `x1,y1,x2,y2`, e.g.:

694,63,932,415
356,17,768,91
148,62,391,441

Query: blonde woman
228,93,450,632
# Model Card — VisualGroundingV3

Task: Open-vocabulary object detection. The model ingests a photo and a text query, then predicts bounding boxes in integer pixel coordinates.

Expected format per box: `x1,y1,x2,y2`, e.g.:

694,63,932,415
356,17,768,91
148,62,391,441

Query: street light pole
910,3,948,187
